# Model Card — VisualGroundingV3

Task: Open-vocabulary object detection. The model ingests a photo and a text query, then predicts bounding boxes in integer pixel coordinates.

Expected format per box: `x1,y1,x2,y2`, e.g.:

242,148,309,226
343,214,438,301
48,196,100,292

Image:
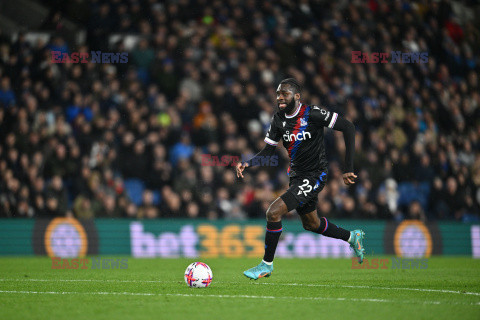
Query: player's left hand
343,172,357,185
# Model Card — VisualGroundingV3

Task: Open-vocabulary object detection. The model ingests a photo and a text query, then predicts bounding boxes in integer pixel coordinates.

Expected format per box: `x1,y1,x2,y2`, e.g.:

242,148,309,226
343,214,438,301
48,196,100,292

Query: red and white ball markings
184,262,213,288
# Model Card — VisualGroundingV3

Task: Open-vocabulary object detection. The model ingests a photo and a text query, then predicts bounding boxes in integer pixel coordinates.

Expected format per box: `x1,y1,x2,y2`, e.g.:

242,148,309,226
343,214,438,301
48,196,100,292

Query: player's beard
278,99,296,115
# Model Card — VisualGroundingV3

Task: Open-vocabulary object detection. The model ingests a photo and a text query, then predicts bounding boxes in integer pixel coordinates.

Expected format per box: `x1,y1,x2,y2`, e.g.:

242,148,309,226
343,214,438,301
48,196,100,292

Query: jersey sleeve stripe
264,137,278,146
328,112,338,128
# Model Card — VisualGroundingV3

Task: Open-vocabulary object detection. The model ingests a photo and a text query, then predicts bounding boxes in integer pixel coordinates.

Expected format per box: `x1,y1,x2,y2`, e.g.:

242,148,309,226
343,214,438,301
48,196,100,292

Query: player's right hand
235,162,249,179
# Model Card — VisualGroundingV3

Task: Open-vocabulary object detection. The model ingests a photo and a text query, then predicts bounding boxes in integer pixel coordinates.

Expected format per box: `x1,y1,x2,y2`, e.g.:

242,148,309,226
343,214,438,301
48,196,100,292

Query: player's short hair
280,78,302,94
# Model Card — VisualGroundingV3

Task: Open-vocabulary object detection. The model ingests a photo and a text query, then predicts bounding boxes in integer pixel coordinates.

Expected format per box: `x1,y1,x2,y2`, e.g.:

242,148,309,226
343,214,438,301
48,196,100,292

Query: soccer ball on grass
184,262,213,288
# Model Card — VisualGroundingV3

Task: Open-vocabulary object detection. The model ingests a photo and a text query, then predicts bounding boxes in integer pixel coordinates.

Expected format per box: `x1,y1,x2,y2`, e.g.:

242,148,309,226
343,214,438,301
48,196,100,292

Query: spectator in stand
0,77,16,107
0,0,478,221
408,200,427,222
137,190,159,219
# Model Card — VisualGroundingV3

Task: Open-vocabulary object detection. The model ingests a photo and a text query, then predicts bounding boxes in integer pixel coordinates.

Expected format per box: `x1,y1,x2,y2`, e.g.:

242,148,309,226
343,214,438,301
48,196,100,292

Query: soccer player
236,78,365,280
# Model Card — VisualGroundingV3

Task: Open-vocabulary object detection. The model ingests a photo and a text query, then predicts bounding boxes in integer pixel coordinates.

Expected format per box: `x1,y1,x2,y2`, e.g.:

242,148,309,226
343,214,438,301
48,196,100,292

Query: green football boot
243,261,273,280
349,230,365,264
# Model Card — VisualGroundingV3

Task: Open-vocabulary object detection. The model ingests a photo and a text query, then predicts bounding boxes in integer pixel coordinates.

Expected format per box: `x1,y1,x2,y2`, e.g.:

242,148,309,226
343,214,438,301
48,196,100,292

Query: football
184,262,213,288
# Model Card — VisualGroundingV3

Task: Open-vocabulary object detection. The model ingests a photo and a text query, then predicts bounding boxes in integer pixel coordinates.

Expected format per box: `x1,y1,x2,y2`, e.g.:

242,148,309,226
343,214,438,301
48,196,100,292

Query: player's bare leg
243,197,288,280
299,210,321,231
301,210,365,263
265,197,288,221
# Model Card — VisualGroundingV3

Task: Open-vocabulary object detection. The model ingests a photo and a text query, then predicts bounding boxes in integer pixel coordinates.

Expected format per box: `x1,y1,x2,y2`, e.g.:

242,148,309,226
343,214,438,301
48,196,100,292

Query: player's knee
266,201,284,222
266,205,280,221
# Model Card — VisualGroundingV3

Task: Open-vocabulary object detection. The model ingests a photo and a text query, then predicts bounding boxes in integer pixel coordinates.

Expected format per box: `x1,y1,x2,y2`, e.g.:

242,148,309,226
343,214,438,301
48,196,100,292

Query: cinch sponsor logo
51,51,129,64
283,131,311,142
351,257,428,269
201,154,278,167
351,51,428,64
51,257,128,269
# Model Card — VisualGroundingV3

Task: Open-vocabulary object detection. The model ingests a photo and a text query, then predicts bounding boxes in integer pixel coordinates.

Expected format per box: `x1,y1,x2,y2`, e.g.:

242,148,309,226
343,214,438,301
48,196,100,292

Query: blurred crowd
0,0,479,221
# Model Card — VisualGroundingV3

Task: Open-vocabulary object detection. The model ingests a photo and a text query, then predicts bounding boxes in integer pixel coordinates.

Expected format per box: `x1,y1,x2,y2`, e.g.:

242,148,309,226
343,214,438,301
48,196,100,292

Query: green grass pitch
0,257,479,320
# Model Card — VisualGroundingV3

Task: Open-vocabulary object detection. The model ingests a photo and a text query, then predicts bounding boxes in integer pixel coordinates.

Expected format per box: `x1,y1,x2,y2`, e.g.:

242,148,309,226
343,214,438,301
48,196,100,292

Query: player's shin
263,221,283,263
313,217,350,242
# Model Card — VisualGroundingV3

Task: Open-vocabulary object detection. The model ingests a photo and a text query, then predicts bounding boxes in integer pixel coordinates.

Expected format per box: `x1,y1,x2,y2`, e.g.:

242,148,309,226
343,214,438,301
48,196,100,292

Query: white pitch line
1,278,480,297
253,282,480,297
0,290,479,306
0,278,175,283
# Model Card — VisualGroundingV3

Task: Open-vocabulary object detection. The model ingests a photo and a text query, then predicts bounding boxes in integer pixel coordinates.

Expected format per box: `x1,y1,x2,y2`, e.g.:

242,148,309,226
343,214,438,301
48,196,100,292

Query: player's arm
332,117,357,185
235,143,276,178
311,106,357,185
236,117,280,179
